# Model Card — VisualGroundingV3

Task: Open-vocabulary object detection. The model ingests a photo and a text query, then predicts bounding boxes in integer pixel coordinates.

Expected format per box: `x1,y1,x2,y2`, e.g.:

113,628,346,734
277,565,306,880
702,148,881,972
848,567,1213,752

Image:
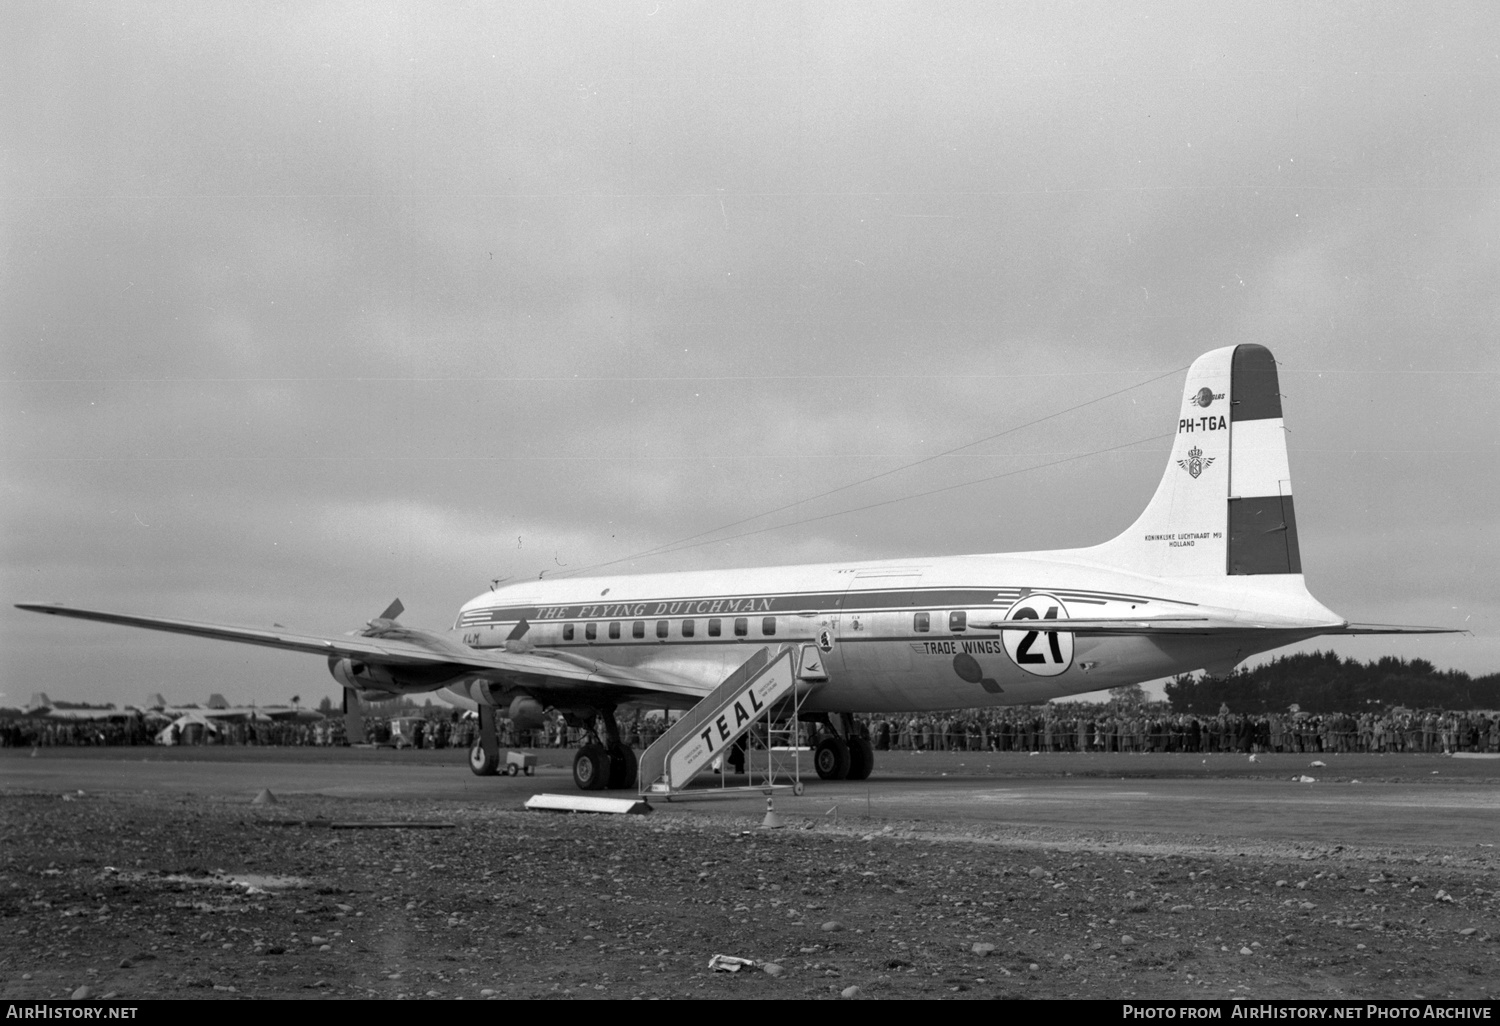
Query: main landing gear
468,700,639,792
569,707,638,792
572,741,637,791
812,713,874,782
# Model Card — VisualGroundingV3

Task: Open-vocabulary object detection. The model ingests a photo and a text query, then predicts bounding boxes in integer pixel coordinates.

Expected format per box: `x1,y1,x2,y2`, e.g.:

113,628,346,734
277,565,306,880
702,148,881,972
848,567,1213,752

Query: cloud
4,3,1497,708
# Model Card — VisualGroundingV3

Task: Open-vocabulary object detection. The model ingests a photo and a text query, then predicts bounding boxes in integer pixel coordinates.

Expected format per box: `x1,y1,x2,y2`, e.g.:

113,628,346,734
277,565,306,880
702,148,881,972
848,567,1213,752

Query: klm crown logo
1177,445,1215,479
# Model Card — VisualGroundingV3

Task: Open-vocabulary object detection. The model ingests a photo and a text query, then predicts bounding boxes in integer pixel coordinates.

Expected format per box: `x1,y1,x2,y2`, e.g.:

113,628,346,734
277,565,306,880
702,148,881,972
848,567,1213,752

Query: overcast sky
4,2,1496,710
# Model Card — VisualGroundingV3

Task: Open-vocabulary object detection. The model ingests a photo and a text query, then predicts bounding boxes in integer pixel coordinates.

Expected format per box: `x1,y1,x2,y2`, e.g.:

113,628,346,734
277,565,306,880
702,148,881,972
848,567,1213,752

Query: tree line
1164,651,1498,714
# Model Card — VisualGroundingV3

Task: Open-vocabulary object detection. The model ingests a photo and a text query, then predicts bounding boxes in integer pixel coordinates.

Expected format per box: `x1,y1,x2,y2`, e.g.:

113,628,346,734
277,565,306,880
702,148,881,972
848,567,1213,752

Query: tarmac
4,747,1498,852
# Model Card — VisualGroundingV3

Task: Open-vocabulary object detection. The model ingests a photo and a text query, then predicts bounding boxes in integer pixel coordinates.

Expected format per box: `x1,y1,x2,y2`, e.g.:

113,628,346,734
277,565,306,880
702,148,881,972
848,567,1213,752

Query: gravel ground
3,779,1499,1000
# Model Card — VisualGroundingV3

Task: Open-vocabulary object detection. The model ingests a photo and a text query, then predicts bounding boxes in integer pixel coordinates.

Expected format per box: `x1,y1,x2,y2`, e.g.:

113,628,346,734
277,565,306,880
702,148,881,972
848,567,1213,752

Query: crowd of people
865,704,1500,755
4,701,1500,755
0,716,329,749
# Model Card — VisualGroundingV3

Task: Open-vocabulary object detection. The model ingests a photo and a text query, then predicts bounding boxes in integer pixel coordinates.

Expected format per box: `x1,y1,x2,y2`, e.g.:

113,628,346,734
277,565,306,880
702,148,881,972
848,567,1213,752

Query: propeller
363,598,405,634
342,599,402,745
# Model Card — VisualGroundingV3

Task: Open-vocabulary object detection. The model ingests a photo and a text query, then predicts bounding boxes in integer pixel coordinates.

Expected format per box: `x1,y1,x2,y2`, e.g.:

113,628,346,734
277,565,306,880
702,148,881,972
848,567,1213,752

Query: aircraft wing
15,602,713,701
17,603,463,666
175,705,321,722
24,707,137,722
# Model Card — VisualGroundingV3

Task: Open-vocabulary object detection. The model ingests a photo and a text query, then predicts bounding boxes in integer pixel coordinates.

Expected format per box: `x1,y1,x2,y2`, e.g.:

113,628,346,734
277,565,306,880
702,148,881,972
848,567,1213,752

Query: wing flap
460,648,715,699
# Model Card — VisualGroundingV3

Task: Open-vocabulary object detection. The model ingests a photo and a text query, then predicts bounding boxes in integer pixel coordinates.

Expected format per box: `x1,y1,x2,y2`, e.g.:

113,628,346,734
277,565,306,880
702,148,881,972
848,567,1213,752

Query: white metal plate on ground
524,793,652,815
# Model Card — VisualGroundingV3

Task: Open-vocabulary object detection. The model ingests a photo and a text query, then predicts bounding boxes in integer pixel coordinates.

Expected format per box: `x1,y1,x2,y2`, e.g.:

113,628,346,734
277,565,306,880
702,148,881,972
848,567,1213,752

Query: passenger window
914,612,930,632
562,623,574,641
609,621,620,640
734,617,748,637
656,620,669,639
949,610,967,632
632,621,645,639
681,619,695,638
584,623,597,641
762,616,776,636
707,618,721,637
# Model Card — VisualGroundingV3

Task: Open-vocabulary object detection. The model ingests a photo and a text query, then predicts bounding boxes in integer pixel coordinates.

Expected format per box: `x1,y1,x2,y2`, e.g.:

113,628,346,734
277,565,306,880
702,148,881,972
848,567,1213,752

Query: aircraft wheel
469,742,499,777
847,736,875,781
792,781,805,796
573,745,612,791
814,735,851,780
607,743,638,790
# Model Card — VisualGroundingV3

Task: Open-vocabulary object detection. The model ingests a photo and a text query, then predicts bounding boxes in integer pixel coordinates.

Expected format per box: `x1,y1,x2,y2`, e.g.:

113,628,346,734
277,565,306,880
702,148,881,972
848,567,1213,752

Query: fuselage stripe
455,585,1193,628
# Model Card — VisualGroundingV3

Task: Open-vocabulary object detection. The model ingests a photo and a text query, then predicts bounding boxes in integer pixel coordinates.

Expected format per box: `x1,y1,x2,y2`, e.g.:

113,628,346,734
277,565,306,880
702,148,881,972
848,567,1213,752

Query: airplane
138,692,324,725
18,692,145,723
17,345,1458,791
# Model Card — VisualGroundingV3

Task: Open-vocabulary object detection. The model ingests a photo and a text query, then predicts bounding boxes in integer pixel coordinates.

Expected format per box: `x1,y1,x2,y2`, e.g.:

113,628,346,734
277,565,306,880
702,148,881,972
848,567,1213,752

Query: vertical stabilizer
1090,344,1300,578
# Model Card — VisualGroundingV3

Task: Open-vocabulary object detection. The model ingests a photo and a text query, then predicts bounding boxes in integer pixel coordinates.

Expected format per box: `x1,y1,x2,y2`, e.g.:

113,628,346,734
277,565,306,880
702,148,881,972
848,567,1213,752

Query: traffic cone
760,796,784,829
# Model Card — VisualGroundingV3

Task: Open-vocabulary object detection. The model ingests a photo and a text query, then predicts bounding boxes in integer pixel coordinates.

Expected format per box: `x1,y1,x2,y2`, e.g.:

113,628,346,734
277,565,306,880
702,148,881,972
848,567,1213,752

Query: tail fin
1091,344,1301,578
27,692,53,711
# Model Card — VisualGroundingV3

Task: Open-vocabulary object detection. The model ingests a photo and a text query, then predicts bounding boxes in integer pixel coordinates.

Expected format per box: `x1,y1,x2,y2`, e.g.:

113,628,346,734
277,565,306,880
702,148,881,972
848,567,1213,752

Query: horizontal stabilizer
972,616,1462,637
1322,623,1468,636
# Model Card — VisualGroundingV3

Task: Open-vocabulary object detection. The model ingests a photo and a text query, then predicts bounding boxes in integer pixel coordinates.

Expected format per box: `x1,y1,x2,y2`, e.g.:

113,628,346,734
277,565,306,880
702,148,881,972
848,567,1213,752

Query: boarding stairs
637,645,807,799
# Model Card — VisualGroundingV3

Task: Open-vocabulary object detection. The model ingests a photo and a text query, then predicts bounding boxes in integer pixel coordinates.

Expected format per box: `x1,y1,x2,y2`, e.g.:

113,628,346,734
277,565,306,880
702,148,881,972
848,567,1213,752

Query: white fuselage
450,546,1336,713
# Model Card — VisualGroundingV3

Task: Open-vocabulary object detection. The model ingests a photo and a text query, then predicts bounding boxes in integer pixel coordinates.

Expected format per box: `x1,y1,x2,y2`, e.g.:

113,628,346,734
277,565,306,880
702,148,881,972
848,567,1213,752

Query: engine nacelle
327,656,464,695
508,696,546,730
328,656,393,692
